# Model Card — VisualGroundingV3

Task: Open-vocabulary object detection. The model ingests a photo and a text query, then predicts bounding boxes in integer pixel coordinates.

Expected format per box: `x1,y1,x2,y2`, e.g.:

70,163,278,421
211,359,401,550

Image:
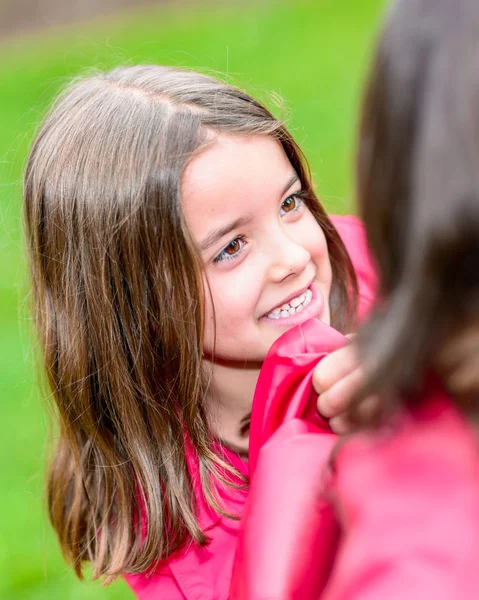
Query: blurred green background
0,0,385,597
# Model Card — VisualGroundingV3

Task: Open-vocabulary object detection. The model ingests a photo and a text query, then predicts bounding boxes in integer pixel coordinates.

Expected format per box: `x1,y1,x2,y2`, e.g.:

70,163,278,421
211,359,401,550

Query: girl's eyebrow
199,215,253,252
282,174,299,196
198,174,299,253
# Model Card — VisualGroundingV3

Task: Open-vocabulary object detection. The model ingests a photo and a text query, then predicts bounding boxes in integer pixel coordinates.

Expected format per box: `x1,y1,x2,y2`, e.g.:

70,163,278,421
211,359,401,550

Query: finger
447,359,479,394
312,343,357,395
435,324,479,394
436,323,479,370
329,415,353,435
317,367,364,418
355,394,382,424
329,395,382,435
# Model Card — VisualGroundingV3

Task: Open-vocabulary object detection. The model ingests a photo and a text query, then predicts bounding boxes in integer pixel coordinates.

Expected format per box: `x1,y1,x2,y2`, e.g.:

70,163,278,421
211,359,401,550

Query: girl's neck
205,359,262,456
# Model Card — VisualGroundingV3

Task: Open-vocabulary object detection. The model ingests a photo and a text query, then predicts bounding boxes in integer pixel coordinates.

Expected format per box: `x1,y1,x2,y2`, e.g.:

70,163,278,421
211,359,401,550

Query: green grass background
0,0,385,597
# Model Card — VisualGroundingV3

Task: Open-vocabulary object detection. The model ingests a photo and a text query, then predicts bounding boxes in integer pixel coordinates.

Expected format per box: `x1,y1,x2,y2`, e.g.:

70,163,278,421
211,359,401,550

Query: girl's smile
182,133,332,364
261,280,323,326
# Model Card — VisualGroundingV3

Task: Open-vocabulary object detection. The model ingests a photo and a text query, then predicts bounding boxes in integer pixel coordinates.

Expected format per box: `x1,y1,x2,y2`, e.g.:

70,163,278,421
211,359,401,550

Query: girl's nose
268,235,311,282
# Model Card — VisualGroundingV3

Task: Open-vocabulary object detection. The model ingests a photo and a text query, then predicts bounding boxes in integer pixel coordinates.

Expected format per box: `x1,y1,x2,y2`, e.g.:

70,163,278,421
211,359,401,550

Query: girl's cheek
303,220,329,259
207,264,263,319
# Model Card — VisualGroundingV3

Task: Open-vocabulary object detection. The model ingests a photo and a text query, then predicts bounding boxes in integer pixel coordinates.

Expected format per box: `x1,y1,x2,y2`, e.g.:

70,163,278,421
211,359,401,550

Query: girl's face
182,134,332,363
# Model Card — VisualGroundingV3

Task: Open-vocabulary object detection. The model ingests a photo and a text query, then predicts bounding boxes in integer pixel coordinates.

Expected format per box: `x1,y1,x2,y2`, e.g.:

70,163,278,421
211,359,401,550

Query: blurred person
325,0,479,595
232,0,479,598
22,65,377,599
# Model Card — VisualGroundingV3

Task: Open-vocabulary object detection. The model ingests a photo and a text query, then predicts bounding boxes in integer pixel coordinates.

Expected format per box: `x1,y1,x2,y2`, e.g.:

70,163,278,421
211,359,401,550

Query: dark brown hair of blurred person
23,65,358,582
354,0,479,419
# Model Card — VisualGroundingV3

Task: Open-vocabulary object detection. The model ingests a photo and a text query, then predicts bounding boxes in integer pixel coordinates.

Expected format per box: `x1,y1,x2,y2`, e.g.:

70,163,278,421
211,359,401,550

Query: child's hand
435,320,479,398
313,335,380,434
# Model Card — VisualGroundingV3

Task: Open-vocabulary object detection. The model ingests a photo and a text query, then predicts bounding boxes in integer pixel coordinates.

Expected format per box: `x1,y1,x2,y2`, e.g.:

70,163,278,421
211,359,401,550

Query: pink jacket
322,381,479,600
124,215,377,599
230,319,479,599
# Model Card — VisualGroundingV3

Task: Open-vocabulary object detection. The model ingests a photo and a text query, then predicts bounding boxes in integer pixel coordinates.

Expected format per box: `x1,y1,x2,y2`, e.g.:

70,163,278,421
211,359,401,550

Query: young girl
23,66,377,598
233,0,479,597
325,0,479,595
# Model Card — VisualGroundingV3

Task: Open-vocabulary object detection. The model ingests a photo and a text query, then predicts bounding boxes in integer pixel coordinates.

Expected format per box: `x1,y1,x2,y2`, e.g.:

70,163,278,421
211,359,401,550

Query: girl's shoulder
330,213,366,242
330,214,372,272
124,502,242,600
323,382,479,599
330,215,378,321
124,444,247,600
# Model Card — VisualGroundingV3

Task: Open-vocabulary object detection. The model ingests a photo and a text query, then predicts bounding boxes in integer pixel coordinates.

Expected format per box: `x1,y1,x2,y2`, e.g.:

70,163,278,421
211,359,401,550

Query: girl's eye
224,239,241,255
213,236,246,263
280,193,304,216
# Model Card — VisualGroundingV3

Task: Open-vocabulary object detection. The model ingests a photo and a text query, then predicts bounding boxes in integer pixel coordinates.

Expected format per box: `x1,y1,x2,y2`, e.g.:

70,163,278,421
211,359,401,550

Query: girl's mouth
261,282,325,326
266,288,312,319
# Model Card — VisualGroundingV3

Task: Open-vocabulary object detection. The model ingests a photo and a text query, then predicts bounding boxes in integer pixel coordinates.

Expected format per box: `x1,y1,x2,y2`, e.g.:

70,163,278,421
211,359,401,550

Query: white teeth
266,287,314,319
290,297,301,308
303,289,312,307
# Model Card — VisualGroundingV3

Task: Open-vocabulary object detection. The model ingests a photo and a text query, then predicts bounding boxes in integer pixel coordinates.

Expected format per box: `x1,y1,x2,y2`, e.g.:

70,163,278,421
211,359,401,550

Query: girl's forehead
181,134,298,225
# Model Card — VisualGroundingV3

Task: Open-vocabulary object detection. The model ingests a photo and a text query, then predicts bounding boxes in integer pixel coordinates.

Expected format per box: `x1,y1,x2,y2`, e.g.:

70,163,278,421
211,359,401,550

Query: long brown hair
355,0,479,412
23,65,358,581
